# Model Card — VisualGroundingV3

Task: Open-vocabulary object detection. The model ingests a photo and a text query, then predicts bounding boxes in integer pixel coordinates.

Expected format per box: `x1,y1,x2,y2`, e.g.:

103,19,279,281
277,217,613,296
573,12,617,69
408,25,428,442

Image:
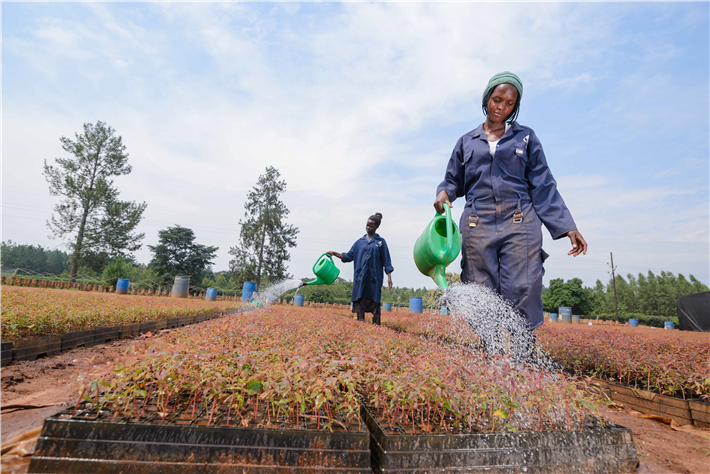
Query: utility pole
608,252,619,323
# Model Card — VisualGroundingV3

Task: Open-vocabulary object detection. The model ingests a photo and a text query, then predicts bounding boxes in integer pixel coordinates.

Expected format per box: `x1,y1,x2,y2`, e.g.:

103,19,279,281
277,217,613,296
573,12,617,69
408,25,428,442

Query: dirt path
1,337,139,443
1,333,709,473
598,404,710,474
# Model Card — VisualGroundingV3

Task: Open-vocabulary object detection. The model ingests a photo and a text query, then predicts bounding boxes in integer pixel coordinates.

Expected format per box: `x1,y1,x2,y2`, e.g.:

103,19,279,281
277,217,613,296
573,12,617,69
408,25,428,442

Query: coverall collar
469,121,523,142
361,233,381,243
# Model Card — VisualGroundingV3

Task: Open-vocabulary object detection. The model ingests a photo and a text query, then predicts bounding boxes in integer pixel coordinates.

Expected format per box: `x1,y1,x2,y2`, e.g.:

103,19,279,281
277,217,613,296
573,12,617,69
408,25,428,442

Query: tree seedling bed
29,403,371,474
360,404,638,474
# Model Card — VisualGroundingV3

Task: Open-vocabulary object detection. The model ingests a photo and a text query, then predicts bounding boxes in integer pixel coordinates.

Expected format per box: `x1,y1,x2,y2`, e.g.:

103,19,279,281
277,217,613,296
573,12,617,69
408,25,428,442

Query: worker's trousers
459,199,548,331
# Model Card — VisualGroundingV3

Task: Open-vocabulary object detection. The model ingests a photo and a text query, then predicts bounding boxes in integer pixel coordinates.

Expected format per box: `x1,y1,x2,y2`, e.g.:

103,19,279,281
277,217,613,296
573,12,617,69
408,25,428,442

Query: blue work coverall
341,234,395,304
437,122,577,330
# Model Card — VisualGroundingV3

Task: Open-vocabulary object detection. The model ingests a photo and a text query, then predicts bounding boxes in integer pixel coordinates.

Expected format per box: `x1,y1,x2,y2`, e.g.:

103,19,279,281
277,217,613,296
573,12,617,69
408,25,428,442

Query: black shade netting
677,291,710,332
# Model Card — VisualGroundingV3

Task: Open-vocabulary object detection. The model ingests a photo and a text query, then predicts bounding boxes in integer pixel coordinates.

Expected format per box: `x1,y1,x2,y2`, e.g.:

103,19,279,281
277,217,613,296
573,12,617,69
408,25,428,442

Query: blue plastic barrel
664,321,674,330
410,297,423,314
559,306,572,323
440,306,449,315
116,278,130,295
628,318,639,327
172,276,190,298
572,314,580,324
383,303,392,312
205,288,217,302
242,282,257,302
294,294,305,306
549,313,558,323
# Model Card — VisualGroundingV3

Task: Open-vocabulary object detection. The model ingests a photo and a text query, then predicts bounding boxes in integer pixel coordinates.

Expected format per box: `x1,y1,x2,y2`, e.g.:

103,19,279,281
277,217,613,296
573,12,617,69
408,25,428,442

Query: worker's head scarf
482,72,523,103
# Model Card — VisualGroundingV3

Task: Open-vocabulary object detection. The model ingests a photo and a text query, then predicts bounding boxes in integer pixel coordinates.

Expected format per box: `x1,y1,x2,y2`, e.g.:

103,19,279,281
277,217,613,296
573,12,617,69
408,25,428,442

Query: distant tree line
543,272,708,318
0,241,71,276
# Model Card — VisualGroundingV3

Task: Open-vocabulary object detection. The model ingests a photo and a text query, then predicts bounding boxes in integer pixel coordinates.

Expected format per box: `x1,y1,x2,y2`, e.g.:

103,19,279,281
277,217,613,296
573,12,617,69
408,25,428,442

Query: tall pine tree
44,121,146,282
229,167,299,288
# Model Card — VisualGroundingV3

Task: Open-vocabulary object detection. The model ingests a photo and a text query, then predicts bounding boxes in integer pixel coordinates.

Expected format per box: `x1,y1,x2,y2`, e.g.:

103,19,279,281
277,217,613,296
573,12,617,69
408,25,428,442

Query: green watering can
413,203,462,291
302,253,340,287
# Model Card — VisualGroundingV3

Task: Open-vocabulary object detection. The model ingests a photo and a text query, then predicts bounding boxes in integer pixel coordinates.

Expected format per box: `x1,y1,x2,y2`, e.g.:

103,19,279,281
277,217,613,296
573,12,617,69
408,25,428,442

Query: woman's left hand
566,230,587,257
387,273,393,290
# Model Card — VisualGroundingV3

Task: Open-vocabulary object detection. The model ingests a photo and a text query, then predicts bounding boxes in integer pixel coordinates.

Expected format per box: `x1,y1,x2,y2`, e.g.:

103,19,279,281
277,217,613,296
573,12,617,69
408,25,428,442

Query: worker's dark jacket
436,122,576,330
341,234,394,304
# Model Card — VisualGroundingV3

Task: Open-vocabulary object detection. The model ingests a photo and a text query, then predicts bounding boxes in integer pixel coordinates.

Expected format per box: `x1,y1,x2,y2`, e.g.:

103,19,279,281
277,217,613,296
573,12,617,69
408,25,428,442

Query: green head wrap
482,71,523,103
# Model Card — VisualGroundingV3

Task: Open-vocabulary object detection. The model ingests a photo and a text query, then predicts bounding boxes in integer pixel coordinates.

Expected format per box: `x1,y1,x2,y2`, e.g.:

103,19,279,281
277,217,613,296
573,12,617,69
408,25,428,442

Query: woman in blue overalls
434,72,587,337
328,213,394,326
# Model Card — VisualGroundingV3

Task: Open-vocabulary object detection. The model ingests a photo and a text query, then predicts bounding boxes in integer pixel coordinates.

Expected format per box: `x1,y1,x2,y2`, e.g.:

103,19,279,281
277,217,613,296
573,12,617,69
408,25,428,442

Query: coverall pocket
462,149,474,164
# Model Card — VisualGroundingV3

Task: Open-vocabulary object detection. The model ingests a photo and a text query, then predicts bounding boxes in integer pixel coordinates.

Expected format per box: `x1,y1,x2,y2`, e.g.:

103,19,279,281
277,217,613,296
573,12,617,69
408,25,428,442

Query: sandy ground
1,331,709,473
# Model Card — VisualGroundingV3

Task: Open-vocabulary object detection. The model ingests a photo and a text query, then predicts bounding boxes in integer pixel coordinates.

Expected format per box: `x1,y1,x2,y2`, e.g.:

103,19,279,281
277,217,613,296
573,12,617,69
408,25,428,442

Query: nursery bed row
0,309,249,367
31,306,638,473
0,286,245,340
376,310,710,400
74,306,598,435
31,401,637,474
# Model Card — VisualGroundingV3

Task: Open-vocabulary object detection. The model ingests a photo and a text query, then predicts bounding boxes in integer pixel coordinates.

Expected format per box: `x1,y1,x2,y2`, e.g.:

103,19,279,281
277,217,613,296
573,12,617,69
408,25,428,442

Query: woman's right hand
434,190,452,214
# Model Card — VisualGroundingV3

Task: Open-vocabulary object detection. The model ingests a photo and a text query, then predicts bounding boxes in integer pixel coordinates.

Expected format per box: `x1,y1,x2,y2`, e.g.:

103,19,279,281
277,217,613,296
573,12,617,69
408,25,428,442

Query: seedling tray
61,329,96,351
594,379,694,426
139,320,156,334
1,341,13,367
119,322,142,339
361,405,638,474
94,325,121,344
178,315,195,326
11,335,61,361
29,408,371,473
688,400,710,429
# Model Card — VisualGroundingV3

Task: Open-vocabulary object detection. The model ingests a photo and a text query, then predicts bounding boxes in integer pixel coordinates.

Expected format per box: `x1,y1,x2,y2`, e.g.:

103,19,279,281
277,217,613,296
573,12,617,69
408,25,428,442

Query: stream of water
251,279,304,306
435,282,555,367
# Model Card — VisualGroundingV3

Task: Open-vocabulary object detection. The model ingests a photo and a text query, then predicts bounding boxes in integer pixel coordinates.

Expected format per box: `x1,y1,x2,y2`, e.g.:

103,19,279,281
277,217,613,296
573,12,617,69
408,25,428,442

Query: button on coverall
437,122,577,330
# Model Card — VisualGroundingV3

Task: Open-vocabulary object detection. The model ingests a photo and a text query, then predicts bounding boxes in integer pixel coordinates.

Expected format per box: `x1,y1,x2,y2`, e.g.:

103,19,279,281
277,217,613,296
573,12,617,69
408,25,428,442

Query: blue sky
2,2,708,289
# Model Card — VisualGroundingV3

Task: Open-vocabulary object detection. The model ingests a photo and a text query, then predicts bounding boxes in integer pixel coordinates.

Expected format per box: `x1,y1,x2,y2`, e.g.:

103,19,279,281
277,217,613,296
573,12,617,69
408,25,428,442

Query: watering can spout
304,277,326,287
429,266,449,292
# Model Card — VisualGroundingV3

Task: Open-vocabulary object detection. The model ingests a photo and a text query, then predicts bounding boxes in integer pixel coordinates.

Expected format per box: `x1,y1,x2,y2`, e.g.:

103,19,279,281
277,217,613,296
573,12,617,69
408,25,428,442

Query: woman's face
487,84,518,123
366,219,378,235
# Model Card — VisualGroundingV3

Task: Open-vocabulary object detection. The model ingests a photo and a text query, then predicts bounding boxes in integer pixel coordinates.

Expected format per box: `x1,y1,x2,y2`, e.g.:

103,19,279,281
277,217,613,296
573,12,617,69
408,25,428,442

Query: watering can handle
443,203,453,257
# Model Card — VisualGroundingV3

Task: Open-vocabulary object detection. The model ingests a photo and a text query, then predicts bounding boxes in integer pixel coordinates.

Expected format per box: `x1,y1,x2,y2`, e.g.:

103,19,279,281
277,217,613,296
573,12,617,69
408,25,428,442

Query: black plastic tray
119,323,141,339
94,326,120,344
139,320,156,335
29,409,371,473
1,341,13,367
12,335,61,361
60,329,96,351
361,405,638,474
